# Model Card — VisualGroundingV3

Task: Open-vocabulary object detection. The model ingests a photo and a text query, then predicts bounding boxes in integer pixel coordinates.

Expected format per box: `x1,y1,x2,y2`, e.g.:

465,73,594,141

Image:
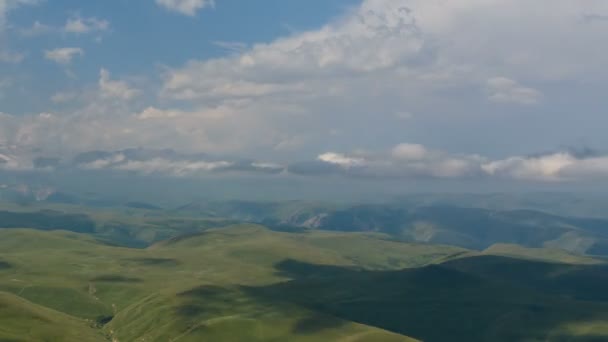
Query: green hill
1,222,607,341
0,291,106,342
1,226,456,341
248,257,608,342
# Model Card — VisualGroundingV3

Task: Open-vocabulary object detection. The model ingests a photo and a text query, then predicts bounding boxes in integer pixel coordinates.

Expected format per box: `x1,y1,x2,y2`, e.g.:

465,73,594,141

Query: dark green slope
1,226,442,341
2,222,608,341
245,256,608,342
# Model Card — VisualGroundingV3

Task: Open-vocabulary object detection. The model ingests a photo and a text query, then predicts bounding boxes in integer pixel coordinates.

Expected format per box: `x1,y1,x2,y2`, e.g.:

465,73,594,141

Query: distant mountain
175,201,608,256
312,205,608,254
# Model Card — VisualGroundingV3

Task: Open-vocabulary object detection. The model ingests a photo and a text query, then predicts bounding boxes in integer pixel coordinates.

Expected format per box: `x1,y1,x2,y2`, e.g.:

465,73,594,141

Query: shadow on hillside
122,257,180,267
0,210,96,233
240,256,608,342
174,284,347,334
90,275,143,283
0,260,12,270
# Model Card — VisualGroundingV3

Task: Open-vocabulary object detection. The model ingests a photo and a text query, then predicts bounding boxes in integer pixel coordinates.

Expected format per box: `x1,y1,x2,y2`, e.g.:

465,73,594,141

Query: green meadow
1,206,608,341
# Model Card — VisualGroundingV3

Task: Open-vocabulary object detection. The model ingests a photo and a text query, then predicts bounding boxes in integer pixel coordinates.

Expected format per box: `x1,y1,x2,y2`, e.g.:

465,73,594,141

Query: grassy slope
2,225,608,341
0,202,240,247
1,226,446,341
251,257,608,342
482,243,602,264
0,291,106,342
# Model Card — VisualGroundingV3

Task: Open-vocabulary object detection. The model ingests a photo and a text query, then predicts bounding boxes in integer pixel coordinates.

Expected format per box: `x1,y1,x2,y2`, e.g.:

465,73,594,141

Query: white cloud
482,153,608,181
309,144,608,181
391,143,428,161
78,153,127,170
161,0,608,105
3,0,608,174
114,158,231,176
99,68,140,100
156,0,214,16
64,16,109,34
309,144,485,179
20,16,109,36
152,0,608,161
486,77,542,105
318,152,365,168
161,1,426,100
44,47,84,65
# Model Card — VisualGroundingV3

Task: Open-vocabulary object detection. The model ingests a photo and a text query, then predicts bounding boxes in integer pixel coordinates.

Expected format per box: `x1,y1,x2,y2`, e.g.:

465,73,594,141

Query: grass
482,243,602,265
1,222,607,341
249,258,608,342
0,225,454,341
0,291,106,341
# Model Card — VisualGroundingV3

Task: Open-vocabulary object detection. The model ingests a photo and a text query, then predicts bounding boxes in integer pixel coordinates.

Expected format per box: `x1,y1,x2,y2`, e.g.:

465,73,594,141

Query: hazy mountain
175,201,608,255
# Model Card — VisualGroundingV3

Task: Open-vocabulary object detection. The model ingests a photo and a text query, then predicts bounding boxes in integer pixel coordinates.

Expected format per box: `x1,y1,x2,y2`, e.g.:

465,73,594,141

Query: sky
1,0,608,185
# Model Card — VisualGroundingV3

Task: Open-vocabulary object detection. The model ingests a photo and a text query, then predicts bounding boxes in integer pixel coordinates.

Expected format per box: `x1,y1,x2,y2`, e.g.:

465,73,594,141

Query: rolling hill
1,203,608,341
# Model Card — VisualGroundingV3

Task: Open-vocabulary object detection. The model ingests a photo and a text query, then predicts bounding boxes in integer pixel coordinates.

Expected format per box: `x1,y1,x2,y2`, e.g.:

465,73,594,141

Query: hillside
1,214,608,341
250,256,608,341
1,226,457,341
0,291,106,342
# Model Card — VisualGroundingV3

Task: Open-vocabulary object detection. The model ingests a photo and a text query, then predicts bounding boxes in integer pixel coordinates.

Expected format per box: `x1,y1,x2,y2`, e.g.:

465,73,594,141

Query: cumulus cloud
64,16,109,34
2,141,608,182
295,144,608,182
20,16,109,36
69,148,285,177
299,144,485,179
99,69,140,100
0,144,37,170
483,152,608,181
147,0,608,161
44,47,84,64
161,0,426,101
162,0,608,104
156,0,214,16
486,77,542,105
318,153,365,168
3,0,608,177
391,143,428,161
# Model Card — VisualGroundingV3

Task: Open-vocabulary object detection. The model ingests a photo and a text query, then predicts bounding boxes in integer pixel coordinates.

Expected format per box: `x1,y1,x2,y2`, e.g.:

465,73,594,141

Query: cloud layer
2,143,608,182
1,0,607,185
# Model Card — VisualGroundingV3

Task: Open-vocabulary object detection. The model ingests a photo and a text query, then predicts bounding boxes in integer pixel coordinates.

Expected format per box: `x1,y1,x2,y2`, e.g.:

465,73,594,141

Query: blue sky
2,0,359,114
2,0,608,184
